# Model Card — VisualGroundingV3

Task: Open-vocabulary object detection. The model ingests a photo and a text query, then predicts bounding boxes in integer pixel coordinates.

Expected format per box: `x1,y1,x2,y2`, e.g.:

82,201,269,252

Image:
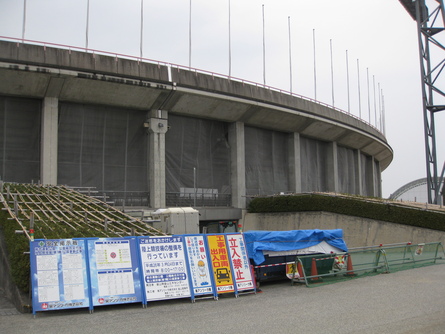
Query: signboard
184,235,215,298
29,233,253,313
30,239,90,314
87,237,142,307
139,236,192,302
226,234,255,292
206,234,235,294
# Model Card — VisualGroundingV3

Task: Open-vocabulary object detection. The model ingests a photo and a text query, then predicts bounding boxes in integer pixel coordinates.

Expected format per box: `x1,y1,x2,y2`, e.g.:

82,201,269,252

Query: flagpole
22,0,27,42
357,59,361,119
373,75,377,127
228,0,232,77
367,67,371,123
140,0,144,59
330,39,334,107
378,82,382,131
346,50,350,113
86,0,90,50
262,4,266,85
189,0,192,68
313,29,317,100
288,16,292,93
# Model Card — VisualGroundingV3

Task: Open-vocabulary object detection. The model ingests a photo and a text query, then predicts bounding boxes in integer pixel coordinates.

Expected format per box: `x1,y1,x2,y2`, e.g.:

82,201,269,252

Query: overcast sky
1,0,444,199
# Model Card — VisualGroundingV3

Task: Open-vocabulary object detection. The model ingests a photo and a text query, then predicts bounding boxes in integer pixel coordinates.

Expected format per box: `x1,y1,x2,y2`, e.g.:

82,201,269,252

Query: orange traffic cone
310,257,321,282
345,254,356,277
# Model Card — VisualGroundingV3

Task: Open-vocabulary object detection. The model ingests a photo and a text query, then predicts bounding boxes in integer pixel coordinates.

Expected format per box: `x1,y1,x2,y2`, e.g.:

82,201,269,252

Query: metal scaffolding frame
400,0,445,204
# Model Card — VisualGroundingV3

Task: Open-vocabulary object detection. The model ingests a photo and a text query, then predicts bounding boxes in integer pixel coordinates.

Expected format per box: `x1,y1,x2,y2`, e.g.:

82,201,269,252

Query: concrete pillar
288,133,301,193
147,110,168,209
376,160,382,197
369,157,378,197
41,97,58,185
357,149,363,196
229,122,246,209
327,142,338,192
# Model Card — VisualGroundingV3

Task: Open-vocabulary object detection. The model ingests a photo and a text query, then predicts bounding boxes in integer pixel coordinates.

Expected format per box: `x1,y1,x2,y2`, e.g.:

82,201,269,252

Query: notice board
206,234,235,294
30,239,90,314
226,234,255,291
138,236,192,302
87,237,142,306
184,235,216,298
30,233,255,314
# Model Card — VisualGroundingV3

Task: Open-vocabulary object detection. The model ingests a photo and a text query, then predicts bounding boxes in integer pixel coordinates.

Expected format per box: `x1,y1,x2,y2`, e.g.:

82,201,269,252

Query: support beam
229,122,246,209
357,150,363,196
148,110,168,209
288,133,301,193
400,0,445,203
327,142,339,193
41,97,58,185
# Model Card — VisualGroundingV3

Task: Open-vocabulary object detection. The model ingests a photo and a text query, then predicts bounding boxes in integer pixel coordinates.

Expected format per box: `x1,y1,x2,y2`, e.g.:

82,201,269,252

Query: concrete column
327,142,338,192
370,157,381,197
375,160,382,197
357,149,363,196
41,97,58,185
147,111,168,209
288,133,301,193
229,122,246,209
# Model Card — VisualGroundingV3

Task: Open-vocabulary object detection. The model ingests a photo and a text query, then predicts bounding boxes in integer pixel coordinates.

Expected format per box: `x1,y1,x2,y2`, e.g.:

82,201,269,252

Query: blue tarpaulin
244,229,348,265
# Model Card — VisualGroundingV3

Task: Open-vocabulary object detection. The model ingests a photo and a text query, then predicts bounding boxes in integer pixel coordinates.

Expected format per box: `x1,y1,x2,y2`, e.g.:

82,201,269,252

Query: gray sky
1,0,444,199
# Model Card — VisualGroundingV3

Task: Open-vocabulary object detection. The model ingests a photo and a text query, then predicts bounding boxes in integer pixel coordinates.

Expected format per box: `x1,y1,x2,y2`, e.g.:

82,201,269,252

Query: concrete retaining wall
242,211,445,248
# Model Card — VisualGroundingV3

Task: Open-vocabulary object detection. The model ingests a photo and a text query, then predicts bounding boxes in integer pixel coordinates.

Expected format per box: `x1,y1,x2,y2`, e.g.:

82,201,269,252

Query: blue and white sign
30,239,90,314
139,236,192,302
87,237,142,307
184,235,215,297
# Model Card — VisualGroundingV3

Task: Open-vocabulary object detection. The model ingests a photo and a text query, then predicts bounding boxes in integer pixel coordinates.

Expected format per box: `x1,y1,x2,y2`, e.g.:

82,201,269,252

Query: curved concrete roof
0,40,393,170
390,178,428,200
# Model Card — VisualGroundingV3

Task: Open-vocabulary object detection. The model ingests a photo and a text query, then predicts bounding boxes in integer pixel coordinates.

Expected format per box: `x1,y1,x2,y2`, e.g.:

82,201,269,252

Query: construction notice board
226,234,255,291
138,236,192,302
184,235,216,298
206,234,235,294
87,237,142,307
30,239,90,314
30,233,255,314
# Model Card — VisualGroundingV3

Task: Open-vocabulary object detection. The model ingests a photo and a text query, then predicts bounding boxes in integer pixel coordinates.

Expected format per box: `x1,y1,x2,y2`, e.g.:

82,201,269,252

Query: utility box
154,207,199,235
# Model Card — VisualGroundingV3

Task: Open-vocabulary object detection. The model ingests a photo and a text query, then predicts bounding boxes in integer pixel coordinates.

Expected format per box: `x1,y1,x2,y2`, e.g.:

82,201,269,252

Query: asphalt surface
1,263,445,334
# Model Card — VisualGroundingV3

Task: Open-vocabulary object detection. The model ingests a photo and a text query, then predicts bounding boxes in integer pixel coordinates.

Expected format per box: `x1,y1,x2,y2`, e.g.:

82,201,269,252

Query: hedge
248,194,445,232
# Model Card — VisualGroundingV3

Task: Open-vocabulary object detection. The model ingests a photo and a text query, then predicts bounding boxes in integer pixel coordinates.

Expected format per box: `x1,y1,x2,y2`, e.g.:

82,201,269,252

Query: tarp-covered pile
244,229,348,265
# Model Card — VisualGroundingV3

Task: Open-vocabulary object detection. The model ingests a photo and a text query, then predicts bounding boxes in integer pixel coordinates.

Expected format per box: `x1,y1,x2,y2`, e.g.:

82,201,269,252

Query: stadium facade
0,40,393,222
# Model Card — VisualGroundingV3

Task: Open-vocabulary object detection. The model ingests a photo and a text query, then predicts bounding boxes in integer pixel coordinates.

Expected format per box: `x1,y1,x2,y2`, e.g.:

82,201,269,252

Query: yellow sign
286,263,299,279
207,235,234,293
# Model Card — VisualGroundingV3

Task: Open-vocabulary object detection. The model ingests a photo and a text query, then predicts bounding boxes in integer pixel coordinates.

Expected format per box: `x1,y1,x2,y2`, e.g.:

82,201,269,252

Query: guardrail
166,192,231,207
290,242,445,287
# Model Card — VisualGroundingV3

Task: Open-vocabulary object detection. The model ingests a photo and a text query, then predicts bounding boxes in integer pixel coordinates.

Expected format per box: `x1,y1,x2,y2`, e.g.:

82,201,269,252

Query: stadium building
0,40,393,224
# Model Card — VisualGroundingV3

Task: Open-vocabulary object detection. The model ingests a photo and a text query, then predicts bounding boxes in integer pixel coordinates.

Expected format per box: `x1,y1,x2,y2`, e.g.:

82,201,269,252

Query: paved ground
1,263,445,334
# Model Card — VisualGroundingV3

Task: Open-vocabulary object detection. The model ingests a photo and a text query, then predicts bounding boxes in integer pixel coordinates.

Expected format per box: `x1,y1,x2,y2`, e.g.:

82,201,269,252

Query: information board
87,237,142,307
206,234,235,294
226,234,255,292
139,236,192,302
30,239,90,314
184,235,216,298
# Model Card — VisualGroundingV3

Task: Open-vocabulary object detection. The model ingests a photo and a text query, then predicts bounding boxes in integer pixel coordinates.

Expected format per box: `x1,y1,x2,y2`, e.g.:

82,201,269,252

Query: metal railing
166,192,232,207
290,242,445,287
103,191,150,207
